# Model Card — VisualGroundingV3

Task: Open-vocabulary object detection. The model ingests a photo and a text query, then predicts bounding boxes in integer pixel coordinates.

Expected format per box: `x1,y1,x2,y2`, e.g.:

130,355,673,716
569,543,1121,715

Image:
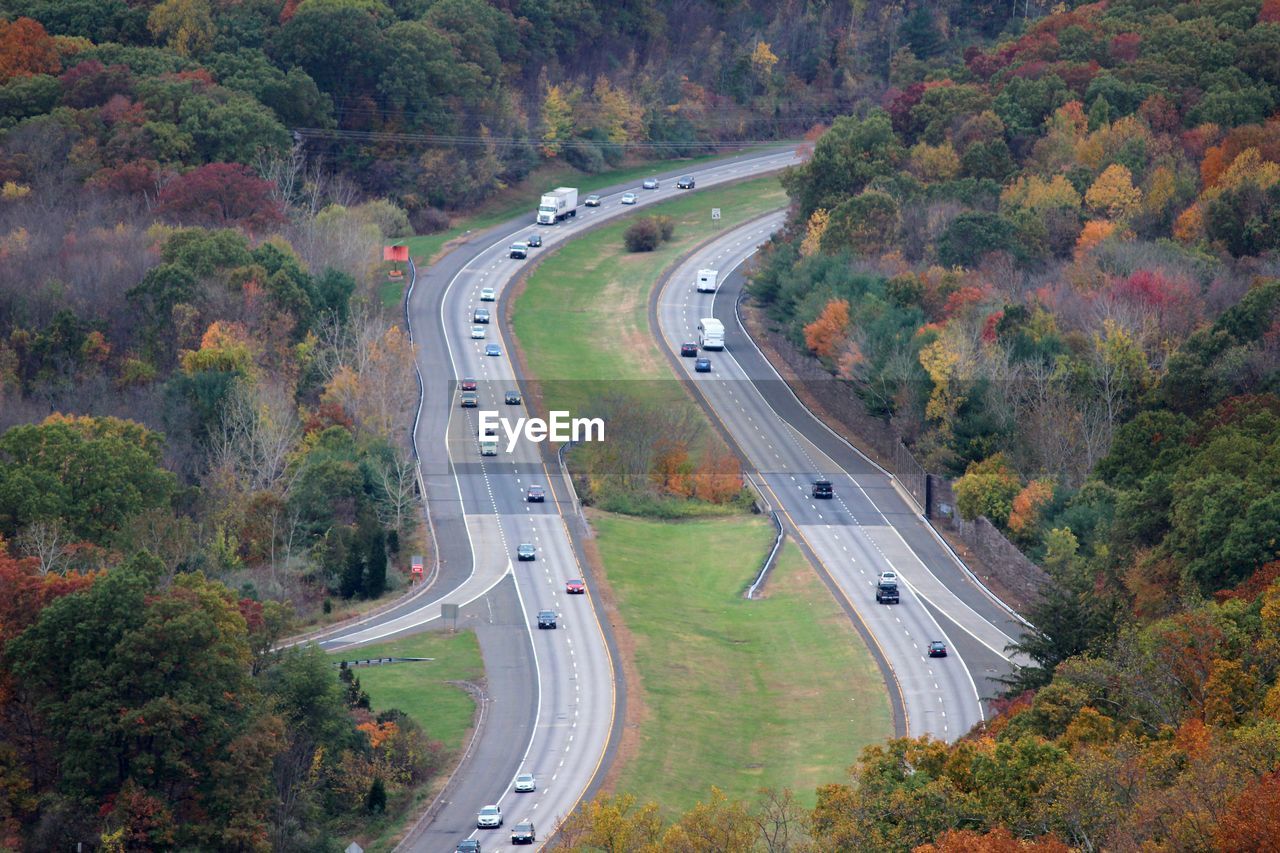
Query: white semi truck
537,187,578,225
696,269,719,293
698,318,724,350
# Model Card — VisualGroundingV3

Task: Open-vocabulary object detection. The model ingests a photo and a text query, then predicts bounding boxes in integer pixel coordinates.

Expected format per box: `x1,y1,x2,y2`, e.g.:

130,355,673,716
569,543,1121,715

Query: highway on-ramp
652,211,1029,740
317,147,803,851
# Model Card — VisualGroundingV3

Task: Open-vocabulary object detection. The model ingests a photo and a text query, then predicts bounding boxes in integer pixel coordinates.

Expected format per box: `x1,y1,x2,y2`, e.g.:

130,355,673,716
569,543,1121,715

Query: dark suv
812,479,833,499
537,609,557,629
526,485,545,502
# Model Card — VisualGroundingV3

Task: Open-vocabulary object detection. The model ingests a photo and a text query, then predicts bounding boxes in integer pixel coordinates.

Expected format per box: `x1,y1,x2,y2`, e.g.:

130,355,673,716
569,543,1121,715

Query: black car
694,357,711,373
527,233,542,247
473,308,490,324
505,389,522,405
676,175,695,189
517,543,536,561
512,820,536,844
527,485,545,502
456,841,481,853
680,342,698,357
928,641,948,658
812,479,833,499
537,609,557,629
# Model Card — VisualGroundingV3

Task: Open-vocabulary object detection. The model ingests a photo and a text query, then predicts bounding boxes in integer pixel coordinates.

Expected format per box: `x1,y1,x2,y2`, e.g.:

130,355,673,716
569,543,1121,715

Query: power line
292,126,803,151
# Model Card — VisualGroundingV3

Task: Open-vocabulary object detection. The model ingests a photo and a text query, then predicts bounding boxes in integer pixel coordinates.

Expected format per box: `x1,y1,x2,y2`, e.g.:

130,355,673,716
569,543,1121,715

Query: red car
565,579,585,594
680,343,698,357
460,377,478,391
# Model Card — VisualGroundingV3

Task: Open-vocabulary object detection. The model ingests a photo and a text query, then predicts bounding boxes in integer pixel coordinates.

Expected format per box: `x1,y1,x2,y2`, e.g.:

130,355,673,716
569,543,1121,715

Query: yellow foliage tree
590,76,644,145
147,0,216,57
179,321,257,376
539,83,576,158
1001,174,1081,212
1143,165,1177,220
800,208,829,257
1085,164,1142,220
1173,204,1205,244
750,40,779,77
909,142,961,183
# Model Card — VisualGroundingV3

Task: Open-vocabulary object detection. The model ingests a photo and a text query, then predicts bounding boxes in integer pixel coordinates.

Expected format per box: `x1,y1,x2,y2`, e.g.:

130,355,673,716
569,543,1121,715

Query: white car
642,177,659,189
621,192,638,205
514,773,536,792
470,325,486,339
878,571,898,585
477,804,502,828
480,287,496,301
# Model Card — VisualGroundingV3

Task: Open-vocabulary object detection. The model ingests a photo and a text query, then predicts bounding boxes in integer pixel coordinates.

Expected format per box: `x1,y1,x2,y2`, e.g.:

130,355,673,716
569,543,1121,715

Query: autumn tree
147,0,217,58
0,18,60,85
803,299,850,360
1085,164,1142,220
540,83,577,158
953,453,1022,526
158,163,286,232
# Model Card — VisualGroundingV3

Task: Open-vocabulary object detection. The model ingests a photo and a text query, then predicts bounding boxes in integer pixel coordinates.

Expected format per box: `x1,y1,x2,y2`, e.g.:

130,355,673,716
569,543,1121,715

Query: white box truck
537,187,578,225
698,318,725,350
480,438,498,456
696,269,719,293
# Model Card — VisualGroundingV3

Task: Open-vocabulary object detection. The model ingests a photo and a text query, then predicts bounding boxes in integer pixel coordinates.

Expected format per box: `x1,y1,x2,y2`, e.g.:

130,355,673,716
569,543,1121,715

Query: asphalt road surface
652,211,1029,740
320,146,804,851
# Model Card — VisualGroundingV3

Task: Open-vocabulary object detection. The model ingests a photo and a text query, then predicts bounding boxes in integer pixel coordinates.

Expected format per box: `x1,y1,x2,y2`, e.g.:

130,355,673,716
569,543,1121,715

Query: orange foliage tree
1075,218,1119,258
1216,772,1280,852
1008,479,1054,538
0,18,60,85
915,827,1073,853
803,298,850,359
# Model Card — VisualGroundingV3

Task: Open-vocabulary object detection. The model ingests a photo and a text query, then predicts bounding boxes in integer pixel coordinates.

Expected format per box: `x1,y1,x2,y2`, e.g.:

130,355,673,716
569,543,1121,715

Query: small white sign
711,208,721,220
346,844,364,853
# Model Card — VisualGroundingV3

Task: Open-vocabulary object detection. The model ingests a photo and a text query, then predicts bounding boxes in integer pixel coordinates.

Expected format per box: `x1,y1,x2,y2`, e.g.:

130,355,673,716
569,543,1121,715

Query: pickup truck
509,242,528,259
876,580,900,604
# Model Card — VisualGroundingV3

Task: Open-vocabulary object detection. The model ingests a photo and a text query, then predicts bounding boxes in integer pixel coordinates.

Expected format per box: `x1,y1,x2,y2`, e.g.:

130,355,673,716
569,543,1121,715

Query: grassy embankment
381,145,779,308
511,176,893,811
328,630,484,850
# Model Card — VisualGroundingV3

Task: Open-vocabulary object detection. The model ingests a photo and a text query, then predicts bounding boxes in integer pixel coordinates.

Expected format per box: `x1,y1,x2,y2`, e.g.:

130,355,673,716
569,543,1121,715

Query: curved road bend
653,211,1028,740
321,147,803,851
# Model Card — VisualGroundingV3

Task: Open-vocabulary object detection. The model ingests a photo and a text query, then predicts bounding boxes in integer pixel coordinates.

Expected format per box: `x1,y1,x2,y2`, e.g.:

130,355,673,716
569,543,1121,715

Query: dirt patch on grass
597,275,667,378
581,509,651,795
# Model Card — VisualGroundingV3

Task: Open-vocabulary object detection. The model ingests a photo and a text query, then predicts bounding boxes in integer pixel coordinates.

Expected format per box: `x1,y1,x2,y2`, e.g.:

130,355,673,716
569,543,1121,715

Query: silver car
514,772,536,792
470,325,486,339
477,804,502,828
642,177,659,189
480,287,496,301
621,192,638,205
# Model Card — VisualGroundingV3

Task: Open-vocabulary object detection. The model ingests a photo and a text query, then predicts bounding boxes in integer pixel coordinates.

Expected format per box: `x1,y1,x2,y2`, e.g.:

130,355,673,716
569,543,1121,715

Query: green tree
0,415,175,542
953,453,1021,526
782,111,904,220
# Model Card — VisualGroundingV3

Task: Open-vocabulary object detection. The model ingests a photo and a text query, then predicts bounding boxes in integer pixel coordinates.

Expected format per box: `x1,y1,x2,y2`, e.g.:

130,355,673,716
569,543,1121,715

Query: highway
317,147,803,851
652,211,1029,739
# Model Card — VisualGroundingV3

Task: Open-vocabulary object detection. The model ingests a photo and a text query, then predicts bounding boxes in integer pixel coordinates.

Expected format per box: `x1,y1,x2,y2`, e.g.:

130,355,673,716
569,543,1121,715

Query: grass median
328,630,484,850
594,513,893,812
509,178,893,813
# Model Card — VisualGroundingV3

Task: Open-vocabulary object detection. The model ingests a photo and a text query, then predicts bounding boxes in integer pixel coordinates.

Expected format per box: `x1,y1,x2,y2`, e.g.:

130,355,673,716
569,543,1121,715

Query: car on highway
527,485,545,502
537,609,557,629
482,421,497,436
460,377,478,391
928,640,948,658
477,804,502,828
473,308,490,324
512,819,536,844
505,389,522,404
470,325,486,339
584,194,601,206
878,570,898,585
565,578,585,594
485,343,501,357
455,840,480,853
526,233,542,247
676,175,695,188
642,177,659,189
621,192,637,205
460,391,478,408
514,772,536,792
680,342,698,357
480,287,496,301
509,242,528,259
694,357,711,373
812,479,833,499
517,543,536,561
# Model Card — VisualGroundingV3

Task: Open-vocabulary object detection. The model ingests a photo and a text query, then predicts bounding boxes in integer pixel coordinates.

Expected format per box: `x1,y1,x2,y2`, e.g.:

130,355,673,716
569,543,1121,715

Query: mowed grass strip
329,629,484,749
514,176,786,416
593,513,893,813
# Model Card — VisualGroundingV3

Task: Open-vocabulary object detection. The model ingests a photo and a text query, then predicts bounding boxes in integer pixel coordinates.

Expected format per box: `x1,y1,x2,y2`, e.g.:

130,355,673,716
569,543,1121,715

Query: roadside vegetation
513,174,785,516
327,630,485,851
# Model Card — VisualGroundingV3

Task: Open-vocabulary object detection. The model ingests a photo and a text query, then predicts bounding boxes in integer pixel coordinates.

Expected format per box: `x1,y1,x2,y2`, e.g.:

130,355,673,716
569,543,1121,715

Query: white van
698,318,724,350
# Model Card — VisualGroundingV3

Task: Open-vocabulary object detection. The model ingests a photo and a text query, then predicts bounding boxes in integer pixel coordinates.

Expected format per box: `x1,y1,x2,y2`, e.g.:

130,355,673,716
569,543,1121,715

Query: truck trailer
537,187,578,225
698,318,725,350
696,269,719,293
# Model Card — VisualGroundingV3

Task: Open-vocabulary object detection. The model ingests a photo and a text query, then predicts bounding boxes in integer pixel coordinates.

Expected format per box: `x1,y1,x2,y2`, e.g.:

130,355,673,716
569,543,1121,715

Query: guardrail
556,439,592,538
334,656,434,668
744,473,784,599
